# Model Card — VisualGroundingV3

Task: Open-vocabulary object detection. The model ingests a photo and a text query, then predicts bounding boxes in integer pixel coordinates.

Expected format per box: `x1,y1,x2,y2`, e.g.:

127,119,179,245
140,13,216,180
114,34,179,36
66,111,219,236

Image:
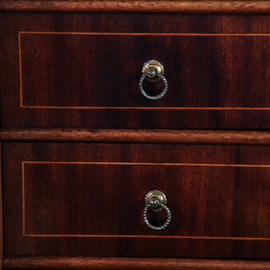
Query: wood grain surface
3,142,270,258
3,256,270,269
0,143,2,270
1,128,270,145
2,1,270,14
18,32,270,109
1,13,270,129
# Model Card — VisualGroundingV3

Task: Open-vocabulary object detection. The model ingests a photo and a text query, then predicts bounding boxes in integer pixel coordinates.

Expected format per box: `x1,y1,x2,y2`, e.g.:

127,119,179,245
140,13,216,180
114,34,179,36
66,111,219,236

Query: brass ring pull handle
143,190,171,230
139,60,168,100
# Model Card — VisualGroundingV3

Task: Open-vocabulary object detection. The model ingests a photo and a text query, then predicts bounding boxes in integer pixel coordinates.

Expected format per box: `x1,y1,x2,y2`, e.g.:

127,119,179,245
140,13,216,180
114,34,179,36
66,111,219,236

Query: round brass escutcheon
143,189,171,230
142,60,164,83
144,190,167,212
139,59,168,100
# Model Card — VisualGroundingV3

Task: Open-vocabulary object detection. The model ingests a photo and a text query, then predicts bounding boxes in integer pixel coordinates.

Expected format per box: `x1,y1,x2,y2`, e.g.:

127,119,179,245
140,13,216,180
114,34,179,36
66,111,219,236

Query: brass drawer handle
139,60,168,100
143,190,171,230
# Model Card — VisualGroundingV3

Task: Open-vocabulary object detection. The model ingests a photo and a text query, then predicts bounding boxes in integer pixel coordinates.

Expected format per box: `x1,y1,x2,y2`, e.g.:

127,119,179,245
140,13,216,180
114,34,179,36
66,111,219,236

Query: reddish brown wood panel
1,128,270,145
3,142,270,259
3,256,270,270
22,162,270,237
0,142,2,270
1,13,270,129
19,33,270,109
3,1,270,14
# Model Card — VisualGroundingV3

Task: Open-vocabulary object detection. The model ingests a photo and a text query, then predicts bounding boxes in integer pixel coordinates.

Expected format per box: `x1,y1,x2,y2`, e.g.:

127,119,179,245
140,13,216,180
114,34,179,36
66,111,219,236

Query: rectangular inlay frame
22,161,270,240
19,31,270,110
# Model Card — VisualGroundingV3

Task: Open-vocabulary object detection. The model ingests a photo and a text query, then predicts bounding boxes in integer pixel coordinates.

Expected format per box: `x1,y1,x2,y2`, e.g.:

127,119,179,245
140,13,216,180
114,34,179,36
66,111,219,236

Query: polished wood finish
1,128,270,145
0,143,2,270
2,13,270,129
3,256,270,270
19,33,270,108
2,2,270,267
3,1,270,14
3,142,270,258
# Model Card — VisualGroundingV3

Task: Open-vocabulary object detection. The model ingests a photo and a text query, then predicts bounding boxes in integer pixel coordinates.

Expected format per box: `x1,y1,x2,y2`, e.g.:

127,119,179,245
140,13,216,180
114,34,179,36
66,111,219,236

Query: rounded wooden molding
1,128,270,145
2,1,270,13
3,256,270,269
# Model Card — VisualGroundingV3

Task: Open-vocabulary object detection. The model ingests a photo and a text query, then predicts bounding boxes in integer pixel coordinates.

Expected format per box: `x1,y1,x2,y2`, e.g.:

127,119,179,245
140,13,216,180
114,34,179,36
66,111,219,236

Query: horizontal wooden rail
2,1,270,13
3,256,270,269
0,128,270,145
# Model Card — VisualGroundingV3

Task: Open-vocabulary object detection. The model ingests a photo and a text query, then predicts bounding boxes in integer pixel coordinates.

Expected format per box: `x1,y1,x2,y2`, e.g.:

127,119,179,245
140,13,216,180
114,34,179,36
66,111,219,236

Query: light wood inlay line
23,234,270,240
19,32,23,108
19,106,270,110
22,161,25,236
22,161,270,240
19,31,270,110
23,161,270,167
19,31,270,36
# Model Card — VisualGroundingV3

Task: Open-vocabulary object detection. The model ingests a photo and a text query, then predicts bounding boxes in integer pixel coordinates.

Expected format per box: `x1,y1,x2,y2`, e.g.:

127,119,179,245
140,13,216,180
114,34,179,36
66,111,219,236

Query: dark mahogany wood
3,256,270,269
1,13,270,129
0,143,2,270
19,33,270,108
3,142,270,259
2,1,270,14
1,128,270,145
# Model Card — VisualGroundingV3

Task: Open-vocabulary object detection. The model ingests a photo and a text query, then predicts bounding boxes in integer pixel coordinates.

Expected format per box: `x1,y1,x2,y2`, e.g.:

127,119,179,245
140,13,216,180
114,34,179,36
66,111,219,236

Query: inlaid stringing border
19,31,270,110
22,161,270,240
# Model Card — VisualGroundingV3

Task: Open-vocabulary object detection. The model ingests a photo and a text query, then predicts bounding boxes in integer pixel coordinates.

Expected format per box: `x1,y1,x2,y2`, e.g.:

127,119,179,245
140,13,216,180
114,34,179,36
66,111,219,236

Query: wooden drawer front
3,142,270,259
1,13,270,129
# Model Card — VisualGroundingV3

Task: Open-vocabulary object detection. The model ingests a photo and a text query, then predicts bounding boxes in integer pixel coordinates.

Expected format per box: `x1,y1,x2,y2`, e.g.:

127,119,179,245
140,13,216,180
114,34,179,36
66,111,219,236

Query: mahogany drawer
3,142,270,259
1,13,270,129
